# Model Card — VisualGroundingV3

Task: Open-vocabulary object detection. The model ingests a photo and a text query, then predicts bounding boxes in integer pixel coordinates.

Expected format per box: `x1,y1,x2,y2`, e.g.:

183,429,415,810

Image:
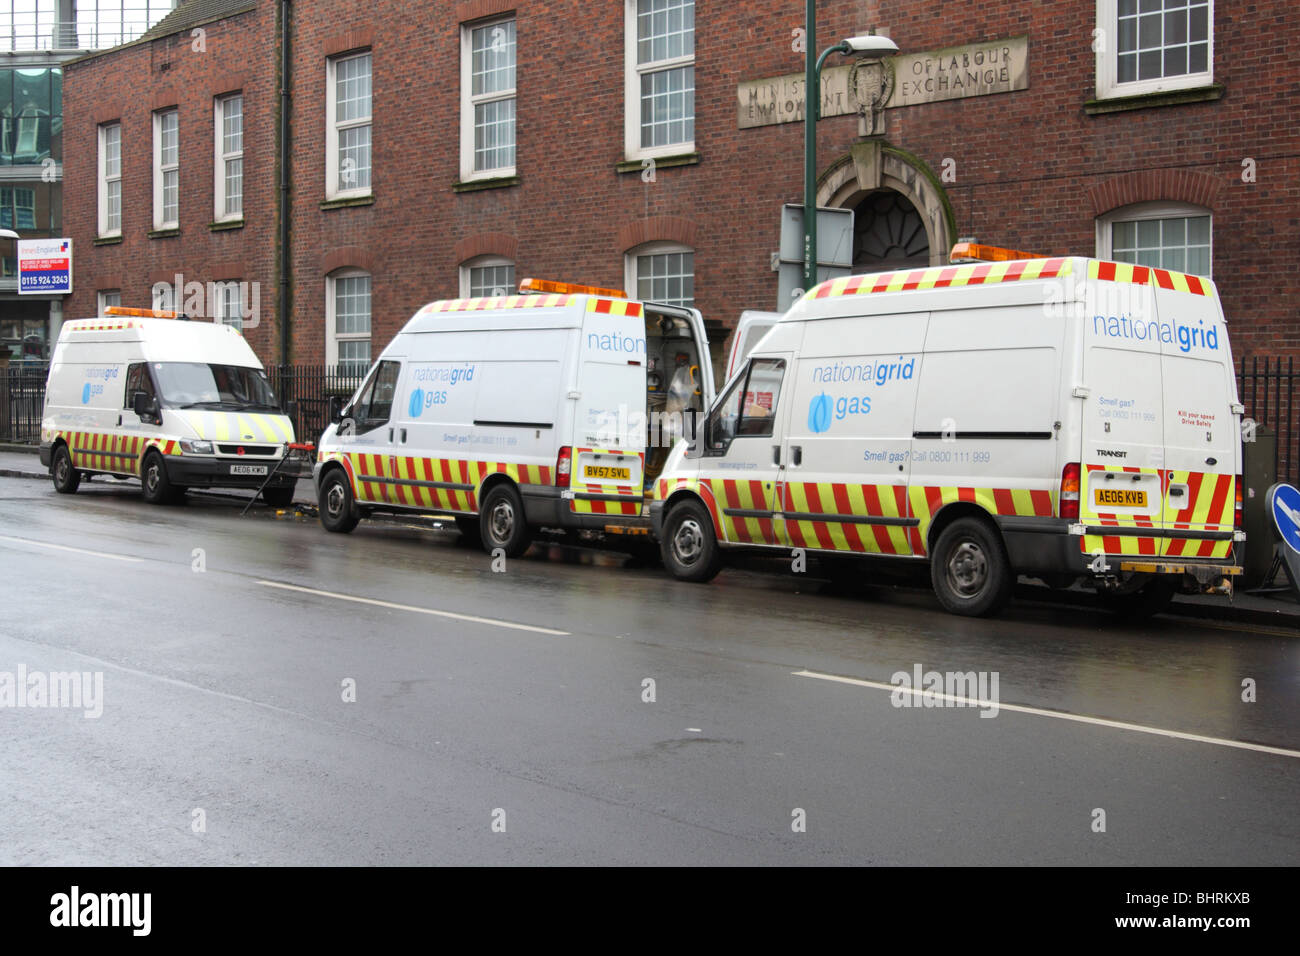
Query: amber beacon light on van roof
518,278,628,298
948,242,1049,263
103,306,179,319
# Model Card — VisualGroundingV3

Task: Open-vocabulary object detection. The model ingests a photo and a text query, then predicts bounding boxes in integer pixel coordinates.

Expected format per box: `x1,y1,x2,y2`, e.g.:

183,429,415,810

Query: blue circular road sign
1267,483,1300,555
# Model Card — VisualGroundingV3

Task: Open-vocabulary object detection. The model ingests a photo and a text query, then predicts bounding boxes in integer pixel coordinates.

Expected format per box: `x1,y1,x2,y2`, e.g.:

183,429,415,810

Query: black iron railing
1238,355,1298,486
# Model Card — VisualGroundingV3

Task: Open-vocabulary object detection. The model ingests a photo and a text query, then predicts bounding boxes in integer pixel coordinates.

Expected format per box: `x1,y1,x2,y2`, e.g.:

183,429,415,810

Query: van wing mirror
285,399,299,422
328,396,343,423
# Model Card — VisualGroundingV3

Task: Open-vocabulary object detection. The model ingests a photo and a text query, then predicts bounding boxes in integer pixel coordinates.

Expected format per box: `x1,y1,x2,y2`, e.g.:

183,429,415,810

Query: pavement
1,442,1295,628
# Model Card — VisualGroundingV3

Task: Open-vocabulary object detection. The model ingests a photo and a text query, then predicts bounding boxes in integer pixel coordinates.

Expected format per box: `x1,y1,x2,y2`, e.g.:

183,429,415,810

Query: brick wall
64,0,1300,368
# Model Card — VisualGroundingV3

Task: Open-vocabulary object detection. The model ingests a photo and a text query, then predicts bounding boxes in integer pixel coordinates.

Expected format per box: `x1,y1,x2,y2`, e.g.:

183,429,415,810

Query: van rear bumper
524,487,653,532
164,456,296,489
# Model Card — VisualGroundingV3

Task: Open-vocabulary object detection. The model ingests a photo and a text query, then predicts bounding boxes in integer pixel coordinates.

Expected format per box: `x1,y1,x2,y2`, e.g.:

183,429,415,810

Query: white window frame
97,290,121,314
1095,201,1213,277
214,93,244,222
624,0,695,162
459,256,516,298
1095,0,1214,100
624,240,695,306
326,268,373,368
326,51,372,201
459,16,517,181
97,122,121,237
153,108,179,230
215,280,244,331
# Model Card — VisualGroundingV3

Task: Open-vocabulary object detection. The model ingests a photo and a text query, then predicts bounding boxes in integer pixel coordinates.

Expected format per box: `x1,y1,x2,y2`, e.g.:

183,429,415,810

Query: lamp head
842,35,899,57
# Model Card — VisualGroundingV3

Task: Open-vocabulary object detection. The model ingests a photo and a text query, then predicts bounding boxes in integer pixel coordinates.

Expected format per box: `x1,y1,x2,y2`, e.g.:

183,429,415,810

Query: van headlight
180,440,214,454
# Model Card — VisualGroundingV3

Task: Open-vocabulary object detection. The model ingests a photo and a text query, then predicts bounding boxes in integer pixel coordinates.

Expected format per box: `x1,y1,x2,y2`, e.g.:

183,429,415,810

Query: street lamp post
802,29,898,294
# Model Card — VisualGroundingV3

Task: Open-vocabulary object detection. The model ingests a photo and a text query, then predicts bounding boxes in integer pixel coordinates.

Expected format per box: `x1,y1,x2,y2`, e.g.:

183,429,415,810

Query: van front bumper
164,456,297,489
39,442,52,467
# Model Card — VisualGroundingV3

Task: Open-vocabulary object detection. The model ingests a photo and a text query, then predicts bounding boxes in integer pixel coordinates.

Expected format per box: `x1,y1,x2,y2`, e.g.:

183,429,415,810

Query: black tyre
51,444,80,494
660,499,723,583
479,484,532,558
1100,577,1178,619
454,515,480,539
929,517,1014,617
262,484,296,508
140,451,177,505
319,469,359,533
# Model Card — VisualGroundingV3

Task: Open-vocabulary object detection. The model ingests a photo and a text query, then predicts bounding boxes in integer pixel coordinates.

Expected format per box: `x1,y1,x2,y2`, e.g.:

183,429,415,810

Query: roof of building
139,0,259,43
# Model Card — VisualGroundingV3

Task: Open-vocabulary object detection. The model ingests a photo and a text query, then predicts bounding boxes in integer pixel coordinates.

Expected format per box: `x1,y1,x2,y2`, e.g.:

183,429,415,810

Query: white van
651,245,1244,617
40,307,298,506
314,280,715,555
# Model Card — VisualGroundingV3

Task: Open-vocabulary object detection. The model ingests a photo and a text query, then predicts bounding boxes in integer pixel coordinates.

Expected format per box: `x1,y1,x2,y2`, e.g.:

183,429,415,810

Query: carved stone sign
737,35,1029,129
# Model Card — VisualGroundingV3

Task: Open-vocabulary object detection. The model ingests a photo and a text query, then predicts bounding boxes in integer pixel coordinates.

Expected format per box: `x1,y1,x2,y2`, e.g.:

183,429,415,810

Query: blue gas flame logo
807,392,832,433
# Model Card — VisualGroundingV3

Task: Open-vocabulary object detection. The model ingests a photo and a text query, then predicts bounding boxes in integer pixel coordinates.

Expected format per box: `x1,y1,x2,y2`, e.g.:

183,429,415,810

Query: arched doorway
852,189,930,273
816,142,955,270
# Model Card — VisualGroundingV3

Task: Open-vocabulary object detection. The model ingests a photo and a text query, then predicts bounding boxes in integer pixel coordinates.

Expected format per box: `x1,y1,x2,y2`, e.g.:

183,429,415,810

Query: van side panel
910,305,1064,554
782,314,923,555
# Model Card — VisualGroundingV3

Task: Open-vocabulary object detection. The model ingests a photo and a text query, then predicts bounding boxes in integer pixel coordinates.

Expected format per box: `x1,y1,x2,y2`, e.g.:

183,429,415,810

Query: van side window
123,363,156,407
350,360,401,433
706,358,785,454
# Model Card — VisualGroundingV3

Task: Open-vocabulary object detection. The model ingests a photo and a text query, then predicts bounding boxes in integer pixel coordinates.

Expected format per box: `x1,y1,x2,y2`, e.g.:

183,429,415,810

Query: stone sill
146,227,180,239
93,235,123,246
453,175,520,193
319,194,375,210
1085,84,1225,115
209,218,245,232
616,152,701,174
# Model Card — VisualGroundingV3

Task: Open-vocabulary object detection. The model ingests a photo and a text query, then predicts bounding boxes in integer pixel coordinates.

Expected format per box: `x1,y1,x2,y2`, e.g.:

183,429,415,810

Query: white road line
256,580,569,635
0,533,143,563
792,669,1300,759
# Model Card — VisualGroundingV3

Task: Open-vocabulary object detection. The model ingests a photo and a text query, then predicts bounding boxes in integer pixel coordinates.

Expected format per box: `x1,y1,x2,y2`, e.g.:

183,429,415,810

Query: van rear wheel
661,499,722,583
480,484,531,558
319,470,359,533
52,444,81,494
930,517,1013,617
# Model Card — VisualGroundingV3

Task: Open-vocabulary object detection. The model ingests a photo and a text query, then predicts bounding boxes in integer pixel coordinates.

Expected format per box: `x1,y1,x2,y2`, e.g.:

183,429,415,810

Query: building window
0,186,36,230
215,281,244,331
1096,0,1213,99
98,122,121,236
625,242,694,306
97,290,121,314
625,0,694,160
153,108,179,229
460,17,516,180
327,270,372,371
215,94,243,221
1096,202,1211,276
460,257,516,297
327,52,372,199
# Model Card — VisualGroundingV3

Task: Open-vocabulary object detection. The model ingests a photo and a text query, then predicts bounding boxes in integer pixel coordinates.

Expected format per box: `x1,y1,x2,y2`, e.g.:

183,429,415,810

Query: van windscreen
152,363,280,411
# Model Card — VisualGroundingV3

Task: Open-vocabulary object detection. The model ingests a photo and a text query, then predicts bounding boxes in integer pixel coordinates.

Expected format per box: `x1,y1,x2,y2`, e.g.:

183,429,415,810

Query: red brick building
61,0,1300,377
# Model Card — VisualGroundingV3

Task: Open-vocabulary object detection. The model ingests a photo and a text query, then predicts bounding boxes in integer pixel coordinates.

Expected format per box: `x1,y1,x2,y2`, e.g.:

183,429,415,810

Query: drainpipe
278,0,293,370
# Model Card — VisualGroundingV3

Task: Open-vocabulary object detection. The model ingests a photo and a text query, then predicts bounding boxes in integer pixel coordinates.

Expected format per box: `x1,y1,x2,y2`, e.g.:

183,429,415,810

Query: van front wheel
319,470,359,533
52,445,81,494
141,451,177,505
480,485,531,558
930,517,1013,617
661,499,722,583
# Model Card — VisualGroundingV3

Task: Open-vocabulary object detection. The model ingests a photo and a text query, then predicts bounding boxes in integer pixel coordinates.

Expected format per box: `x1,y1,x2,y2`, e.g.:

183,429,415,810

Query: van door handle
400,428,407,443
388,428,394,442
791,445,803,466
772,445,781,466
1169,484,1187,498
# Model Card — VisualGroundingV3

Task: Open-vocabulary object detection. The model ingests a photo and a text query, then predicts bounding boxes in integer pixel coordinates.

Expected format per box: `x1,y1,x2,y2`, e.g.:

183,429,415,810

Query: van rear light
1234,474,1243,530
1060,462,1081,520
556,447,572,488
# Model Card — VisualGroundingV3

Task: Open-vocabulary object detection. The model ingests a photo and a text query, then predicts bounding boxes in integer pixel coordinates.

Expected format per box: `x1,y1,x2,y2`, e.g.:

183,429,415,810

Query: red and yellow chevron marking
1080,465,1235,560
57,430,178,475
907,484,1054,555
335,453,554,513
700,478,774,543
1088,259,1214,297
571,447,645,516
585,298,643,318
416,294,575,315
783,481,911,554
67,320,144,332
806,257,1071,302
656,476,725,537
